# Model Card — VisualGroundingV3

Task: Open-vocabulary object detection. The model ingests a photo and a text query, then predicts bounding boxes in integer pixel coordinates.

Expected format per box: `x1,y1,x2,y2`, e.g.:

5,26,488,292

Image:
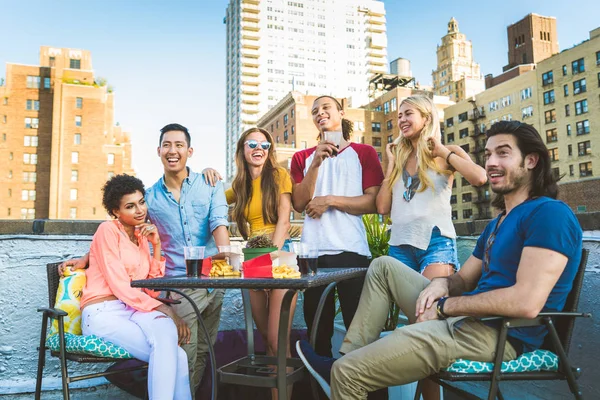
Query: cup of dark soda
184,246,205,277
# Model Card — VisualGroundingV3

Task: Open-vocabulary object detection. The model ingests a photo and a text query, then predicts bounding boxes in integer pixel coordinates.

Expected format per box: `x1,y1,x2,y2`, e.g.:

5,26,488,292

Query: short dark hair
159,123,191,147
102,174,146,218
486,121,559,210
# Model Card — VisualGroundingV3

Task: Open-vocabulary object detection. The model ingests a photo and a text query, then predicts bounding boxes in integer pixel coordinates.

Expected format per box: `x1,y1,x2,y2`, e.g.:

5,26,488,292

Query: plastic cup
184,246,205,277
295,243,318,276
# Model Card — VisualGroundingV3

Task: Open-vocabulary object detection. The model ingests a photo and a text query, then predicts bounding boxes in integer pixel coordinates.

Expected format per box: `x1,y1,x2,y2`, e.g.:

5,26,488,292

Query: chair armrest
480,312,591,329
37,307,67,318
157,297,181,306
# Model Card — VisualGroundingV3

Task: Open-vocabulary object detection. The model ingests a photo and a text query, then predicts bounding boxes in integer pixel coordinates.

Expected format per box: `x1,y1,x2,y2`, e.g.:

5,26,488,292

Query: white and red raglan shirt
291,143,384,257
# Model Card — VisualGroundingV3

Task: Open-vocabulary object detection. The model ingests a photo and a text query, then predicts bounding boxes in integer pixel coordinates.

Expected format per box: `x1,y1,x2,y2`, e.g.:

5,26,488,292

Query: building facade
432,18,484,103
504,13,558,71
0,46,133,220
443,27,600,221
225,0,388,179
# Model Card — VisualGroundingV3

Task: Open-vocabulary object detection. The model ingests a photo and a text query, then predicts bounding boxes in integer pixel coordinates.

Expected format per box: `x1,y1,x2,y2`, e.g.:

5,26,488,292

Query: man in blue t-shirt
296,121,583,400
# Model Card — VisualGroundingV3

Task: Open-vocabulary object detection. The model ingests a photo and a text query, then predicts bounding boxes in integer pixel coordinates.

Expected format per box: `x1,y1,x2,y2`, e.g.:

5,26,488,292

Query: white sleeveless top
389,169,456,250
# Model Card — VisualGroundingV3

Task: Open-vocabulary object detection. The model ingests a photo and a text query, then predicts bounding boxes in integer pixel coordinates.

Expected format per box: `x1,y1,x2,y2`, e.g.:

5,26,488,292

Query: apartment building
225,0,388,180
0,46,133,220
432,18,484,102
443,26,600,221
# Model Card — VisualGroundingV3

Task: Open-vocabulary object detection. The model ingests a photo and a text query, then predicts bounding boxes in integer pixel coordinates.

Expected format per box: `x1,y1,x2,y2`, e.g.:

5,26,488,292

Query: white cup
324,131,342,148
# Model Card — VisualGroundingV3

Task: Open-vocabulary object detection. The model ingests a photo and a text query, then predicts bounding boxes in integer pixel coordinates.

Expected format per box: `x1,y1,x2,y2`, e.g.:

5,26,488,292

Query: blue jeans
388,226,459,274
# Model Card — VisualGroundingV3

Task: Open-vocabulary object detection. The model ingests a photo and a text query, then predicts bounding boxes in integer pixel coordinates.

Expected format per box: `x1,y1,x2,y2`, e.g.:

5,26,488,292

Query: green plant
362,214,401,331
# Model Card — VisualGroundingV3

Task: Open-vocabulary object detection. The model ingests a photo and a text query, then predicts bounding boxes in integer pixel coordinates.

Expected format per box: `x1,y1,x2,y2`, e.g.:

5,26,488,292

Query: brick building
0,46,133,220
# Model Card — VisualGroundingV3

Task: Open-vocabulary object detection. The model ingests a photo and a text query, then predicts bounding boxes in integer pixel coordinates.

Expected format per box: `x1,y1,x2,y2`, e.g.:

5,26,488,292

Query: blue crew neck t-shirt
466,197,582,353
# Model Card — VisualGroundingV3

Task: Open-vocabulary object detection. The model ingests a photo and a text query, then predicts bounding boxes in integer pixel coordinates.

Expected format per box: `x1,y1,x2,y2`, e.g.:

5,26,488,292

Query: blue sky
2,0,598,185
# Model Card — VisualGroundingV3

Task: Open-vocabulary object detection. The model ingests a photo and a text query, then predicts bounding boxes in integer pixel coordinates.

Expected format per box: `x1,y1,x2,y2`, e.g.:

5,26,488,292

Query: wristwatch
436,297,450,320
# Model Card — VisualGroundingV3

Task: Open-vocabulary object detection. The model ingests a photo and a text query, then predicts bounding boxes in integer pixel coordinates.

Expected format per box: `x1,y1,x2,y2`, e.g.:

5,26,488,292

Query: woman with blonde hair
376,95,486,399
227,127,295,399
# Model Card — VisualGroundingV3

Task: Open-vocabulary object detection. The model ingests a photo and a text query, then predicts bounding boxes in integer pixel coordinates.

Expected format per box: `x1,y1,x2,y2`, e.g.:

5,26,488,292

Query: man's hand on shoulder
305,196,331,219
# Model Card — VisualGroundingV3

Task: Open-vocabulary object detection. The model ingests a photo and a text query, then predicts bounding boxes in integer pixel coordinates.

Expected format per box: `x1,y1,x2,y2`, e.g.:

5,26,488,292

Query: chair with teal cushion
35,262,177,400
415,248,591,400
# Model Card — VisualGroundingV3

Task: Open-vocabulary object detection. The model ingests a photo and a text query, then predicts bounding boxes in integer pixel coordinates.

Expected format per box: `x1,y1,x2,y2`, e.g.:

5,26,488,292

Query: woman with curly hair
79,174,192,400
375,95,487,400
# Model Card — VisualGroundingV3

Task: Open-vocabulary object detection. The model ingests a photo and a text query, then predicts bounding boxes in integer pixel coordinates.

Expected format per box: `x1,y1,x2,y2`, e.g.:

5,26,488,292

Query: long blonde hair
389,95,450,191
231,127,280,240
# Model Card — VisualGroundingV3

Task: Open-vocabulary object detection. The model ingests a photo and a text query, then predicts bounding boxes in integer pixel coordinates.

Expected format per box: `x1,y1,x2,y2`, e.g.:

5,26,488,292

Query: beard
489,160,529,195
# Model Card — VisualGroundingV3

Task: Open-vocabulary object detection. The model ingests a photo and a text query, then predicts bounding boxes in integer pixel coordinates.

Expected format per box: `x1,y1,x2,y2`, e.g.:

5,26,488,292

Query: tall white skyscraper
225,0,387,179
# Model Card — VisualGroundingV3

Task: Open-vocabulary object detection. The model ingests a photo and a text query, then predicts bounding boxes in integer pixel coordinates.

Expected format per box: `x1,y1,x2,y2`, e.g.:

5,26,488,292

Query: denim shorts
388,226,459,274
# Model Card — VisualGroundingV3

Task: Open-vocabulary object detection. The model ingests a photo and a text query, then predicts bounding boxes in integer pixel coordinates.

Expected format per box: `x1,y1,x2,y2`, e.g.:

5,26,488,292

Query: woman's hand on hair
138,223,160,247
427,136,448,159
202,168,223,187
385,143,396,164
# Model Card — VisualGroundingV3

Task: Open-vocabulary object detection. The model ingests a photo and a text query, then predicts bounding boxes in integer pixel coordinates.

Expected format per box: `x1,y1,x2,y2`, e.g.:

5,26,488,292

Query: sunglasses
245,140,271,150
403,175,415,202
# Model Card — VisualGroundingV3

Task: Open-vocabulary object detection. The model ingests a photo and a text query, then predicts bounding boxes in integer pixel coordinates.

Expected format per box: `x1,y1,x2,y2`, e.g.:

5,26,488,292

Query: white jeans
82,300,191,400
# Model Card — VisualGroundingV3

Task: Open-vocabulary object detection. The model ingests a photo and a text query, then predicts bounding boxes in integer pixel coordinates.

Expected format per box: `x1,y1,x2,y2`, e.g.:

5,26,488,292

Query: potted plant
242,234,278,260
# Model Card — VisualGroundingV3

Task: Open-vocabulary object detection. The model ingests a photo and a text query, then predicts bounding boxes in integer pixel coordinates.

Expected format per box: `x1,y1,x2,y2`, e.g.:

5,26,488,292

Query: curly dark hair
102,174,146,218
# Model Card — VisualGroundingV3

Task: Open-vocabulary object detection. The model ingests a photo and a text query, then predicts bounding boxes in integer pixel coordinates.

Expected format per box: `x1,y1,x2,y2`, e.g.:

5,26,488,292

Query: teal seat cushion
446,349,559,374
46,332,133,359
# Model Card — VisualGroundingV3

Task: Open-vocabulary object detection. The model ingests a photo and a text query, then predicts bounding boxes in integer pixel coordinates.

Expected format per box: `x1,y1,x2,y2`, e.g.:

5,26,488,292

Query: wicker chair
415,248,591,400
35,261,176,400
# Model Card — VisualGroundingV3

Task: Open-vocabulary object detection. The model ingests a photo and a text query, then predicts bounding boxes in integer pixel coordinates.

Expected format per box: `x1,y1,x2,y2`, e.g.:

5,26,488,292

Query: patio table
131,267,368,400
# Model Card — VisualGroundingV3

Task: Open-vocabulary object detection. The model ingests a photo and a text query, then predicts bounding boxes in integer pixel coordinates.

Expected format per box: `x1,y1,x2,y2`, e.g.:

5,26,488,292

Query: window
75,116,82,127
72,152,79,163
386,120,393,131
26,76,40,88
447,132,455,143
544,110,556,124
576,120,590,135
578,141,591,156
44,77,50,89
562,65,568,76
2,97,7,105
372,137,381,147
458,112,468,123
573,79,587,95
520,87,532,100
383,101,390,114
462,193,472,203
24,136,38,147
567,124,572,136
291,126,295,135
575,99,588,115
70,189,78,201
521,106,534,119
548,148,559,162
23,153,38,165
569,165,574,176
24,117,39,129
461,177,470,187
579,162,592,177
376,152,382,162
572,58,585,74
371,122,381,133
107,171,115,179
543,90,555,105
283,130,288,142
76,97,83,109
291,109,295,118
452,210,458,220
26,100,40,110
450,195,457,204
353,121,364,131
70,59,81,69
21,208,35,220
542,70,553,86
565,104,570,117
387,135,394,144
23,171,37,182
21,189,36,201
446,117,454,127
374,105,382,112
597,51,600,66
107,153,115,165
301,141,307,149
546,129,557,143
71,170,79,182
568,144,573,156
459,128,469,138
74,133,81,145
552,167,560,179
563,85,569,96
283,114,288,125
390,98,397,112
463,209,473,219
70,208,77,219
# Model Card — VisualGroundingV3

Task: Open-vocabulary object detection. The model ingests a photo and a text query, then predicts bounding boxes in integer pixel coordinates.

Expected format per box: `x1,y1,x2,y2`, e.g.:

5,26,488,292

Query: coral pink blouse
80,220,165,312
